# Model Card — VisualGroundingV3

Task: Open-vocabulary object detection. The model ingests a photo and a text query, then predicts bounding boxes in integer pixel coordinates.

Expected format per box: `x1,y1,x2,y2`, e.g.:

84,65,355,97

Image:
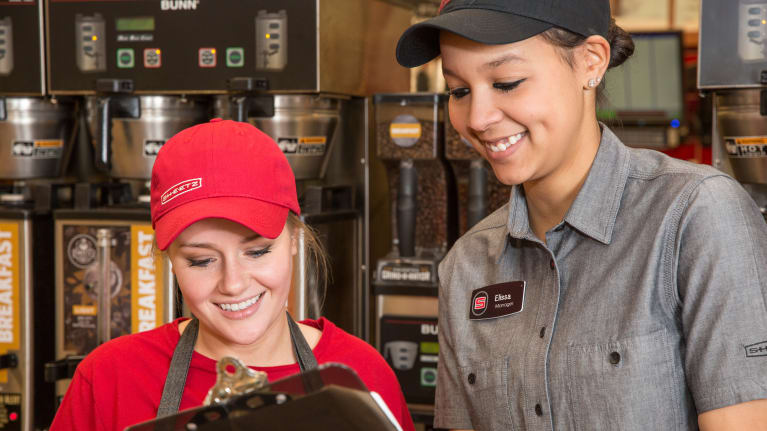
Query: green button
226,47,244,67
420,368,437,387
116,48,134,68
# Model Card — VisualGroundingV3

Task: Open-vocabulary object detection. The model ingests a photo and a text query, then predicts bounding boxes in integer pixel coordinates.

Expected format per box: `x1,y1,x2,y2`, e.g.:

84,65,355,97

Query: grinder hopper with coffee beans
372,93,456,417
444,101,512,235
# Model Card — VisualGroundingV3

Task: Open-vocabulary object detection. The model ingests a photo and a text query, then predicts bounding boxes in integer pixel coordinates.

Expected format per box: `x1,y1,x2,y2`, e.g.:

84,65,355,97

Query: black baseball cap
396,0,611,68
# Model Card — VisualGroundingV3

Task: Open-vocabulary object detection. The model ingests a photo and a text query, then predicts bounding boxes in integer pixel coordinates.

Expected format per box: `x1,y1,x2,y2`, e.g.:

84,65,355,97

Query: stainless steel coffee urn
699,0,767,218
0,2,77,429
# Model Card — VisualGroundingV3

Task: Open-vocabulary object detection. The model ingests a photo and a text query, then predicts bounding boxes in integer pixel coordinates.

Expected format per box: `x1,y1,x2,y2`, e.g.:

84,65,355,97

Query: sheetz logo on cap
161,178,202,205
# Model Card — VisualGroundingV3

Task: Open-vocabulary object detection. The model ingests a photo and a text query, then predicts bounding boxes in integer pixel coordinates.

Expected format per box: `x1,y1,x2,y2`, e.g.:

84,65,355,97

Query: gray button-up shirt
434,126,767,431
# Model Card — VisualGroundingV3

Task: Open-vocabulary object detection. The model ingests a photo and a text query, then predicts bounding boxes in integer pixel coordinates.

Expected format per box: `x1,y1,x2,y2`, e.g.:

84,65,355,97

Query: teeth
219,292,263,312
486,132,525,153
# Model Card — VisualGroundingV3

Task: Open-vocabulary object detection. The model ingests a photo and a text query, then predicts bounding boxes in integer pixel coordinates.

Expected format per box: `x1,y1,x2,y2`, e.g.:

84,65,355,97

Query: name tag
469,281,525,320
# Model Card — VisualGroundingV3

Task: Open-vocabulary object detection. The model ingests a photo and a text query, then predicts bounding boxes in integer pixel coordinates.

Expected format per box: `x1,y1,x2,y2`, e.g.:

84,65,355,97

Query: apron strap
156,318,199,418
156,311,320,418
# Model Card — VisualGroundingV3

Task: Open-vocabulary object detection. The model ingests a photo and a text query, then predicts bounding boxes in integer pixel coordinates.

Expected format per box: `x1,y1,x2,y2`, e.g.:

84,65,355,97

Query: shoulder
307,318,395,380
626,146,727,187
75,320,181,378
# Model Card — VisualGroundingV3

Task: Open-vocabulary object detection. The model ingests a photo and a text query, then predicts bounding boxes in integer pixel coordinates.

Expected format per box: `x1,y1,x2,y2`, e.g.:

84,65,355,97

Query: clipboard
125,363,402,431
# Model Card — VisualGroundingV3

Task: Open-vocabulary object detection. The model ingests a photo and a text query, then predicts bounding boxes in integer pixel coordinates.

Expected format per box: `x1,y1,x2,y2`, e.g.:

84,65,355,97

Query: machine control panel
75,14,106,72
47,0,317,93
0,1,44,95
0,17,14,76
739,2,767,61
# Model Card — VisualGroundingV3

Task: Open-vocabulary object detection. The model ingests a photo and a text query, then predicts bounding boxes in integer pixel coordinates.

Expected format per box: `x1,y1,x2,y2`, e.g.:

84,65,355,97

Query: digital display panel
116,17,155,32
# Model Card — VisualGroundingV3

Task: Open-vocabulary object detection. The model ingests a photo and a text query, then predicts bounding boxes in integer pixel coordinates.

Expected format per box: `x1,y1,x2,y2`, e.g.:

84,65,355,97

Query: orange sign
0,223,20,384
131,225,165,333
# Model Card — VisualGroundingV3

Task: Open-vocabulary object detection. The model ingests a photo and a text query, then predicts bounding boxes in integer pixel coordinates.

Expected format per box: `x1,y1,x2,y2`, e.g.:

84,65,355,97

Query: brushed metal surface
716,90,767,185
85,95,209,180
0,98,75,179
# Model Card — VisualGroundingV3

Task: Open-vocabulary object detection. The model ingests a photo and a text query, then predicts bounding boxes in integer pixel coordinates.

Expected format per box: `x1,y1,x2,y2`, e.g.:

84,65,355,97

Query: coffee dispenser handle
96,95,141,171
467,159,489,229
397,160,418,258
233,95,275,122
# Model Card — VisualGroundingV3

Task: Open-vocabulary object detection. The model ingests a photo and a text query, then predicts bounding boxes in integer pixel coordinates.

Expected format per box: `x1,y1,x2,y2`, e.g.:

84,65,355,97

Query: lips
484,131,526,153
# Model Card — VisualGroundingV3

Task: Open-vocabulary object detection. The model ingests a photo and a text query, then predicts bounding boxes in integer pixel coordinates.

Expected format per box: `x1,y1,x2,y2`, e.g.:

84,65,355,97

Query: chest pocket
458,358,515,431
566,329,681,431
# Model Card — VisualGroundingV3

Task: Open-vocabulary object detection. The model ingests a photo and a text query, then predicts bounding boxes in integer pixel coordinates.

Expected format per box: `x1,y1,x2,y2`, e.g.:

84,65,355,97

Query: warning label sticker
724,136,767,158
277,136,327,156
11,140,63,159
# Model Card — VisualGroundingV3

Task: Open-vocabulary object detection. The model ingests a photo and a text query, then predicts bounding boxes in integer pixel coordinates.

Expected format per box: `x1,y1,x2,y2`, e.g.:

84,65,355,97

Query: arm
698,399,767,430
49,369,100,431
675,177,767,421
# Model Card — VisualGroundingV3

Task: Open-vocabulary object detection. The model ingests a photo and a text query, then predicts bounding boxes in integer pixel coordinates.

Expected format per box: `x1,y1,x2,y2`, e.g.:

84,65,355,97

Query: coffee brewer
202,0,411,337
699,0,767,220
44,4,211,400
444,106,511,234
0,2,77,429
373,93,456,423
44,2,411,399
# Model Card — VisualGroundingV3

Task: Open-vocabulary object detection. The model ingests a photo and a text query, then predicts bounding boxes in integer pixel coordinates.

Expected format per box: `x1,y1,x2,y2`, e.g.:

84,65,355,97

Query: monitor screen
598,32,684,127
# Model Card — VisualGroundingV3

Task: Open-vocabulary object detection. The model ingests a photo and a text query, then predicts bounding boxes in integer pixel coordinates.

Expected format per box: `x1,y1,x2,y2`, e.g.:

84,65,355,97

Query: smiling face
168,218,297,352
441,32,597,187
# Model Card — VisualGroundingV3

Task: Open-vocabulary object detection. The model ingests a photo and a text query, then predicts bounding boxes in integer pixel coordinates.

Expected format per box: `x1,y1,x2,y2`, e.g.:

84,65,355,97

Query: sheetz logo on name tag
469,281,525,320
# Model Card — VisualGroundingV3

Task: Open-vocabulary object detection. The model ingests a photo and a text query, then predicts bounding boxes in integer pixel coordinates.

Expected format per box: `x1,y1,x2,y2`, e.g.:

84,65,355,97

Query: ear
578,35,611,89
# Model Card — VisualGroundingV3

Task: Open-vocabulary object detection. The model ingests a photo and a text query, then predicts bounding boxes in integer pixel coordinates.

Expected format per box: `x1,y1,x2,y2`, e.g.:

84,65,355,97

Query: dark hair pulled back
540,18,635,69
539,19,634,104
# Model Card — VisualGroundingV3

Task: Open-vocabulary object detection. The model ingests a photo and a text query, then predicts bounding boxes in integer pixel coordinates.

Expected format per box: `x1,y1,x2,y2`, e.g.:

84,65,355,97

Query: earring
588,77,602,88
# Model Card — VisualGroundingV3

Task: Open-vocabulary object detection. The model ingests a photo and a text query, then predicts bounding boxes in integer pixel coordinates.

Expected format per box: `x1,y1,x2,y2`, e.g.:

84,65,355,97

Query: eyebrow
483,53,525,69
442,53,525,79
178,233,263,249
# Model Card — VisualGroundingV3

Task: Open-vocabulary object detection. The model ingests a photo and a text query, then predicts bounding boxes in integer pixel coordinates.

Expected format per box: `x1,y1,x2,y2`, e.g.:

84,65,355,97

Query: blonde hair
286,212,331,312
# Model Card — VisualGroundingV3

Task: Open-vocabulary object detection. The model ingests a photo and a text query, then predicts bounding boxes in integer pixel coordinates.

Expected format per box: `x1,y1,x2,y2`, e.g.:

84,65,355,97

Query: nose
466,90,503,136
218,258,247,296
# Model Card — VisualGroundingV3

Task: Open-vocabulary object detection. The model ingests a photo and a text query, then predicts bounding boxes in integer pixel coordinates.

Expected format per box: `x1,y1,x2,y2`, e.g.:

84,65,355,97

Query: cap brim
396,9,553,68
154,196,289,250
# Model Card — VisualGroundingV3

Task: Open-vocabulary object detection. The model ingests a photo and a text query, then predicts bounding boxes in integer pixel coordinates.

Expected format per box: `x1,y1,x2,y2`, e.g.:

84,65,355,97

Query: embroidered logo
745,341,767,358
161,178,202,205
439,0,451,12
471,291,488,316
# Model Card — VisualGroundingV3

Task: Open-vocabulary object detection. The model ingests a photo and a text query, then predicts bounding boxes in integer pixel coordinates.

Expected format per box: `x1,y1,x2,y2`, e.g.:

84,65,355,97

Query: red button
9,412,17,421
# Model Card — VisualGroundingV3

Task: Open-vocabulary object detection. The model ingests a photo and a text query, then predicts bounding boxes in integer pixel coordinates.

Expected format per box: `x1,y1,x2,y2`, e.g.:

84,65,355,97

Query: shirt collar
502,125,629,249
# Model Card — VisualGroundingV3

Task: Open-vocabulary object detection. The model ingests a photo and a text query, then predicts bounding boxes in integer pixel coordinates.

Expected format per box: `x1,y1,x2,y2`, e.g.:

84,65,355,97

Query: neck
191,310,297,367
524,119,601,243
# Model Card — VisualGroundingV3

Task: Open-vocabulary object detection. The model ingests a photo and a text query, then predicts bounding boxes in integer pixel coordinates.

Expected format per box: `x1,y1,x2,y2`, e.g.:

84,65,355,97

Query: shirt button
535,403,543,416
468,373,476,385
549,259,555,269
539,327,546,338
609,351,621,365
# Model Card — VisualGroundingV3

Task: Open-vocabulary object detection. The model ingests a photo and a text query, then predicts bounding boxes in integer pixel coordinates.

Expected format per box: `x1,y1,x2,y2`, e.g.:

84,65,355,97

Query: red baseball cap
150,118,300,250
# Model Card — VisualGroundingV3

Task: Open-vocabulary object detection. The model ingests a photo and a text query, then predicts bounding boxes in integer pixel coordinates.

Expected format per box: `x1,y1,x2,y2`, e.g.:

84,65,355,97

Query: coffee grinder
0,2,78,429
373,93,456,422
444,108,511,234
699,0,767,220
